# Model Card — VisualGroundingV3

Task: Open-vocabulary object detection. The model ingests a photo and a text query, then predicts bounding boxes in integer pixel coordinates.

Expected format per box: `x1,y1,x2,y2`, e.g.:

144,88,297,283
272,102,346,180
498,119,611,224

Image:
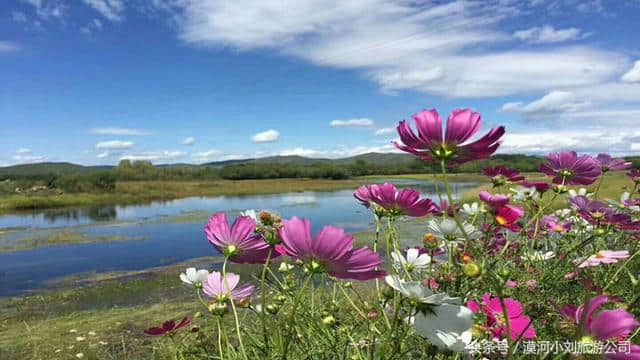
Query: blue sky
1,0,640,166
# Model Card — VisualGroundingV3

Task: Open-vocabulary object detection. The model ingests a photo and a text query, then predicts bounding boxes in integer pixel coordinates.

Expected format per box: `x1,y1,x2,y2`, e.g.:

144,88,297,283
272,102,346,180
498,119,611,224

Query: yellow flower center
595,252,605,259
496,216,508,226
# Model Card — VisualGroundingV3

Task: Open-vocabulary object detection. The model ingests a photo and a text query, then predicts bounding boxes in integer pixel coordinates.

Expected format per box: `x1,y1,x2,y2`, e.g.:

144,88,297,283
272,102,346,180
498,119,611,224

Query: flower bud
497,267,510,279
208,303,228,316
278,262,294,273
463,262,481,277
275,294,287,304
343,281,353,289
553,184,568,194
322,315,337,327
423,233,439,249
266,304,280,314
194,311,202,319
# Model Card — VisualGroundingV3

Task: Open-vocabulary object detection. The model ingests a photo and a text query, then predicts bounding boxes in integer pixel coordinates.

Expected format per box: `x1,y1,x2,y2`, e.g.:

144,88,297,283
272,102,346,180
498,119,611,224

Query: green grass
0,229,145,253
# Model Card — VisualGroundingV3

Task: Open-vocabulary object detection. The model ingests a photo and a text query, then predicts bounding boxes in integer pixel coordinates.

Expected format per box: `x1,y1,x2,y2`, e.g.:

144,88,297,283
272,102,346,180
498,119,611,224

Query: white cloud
11,154,45,163
0,41,18,53
182,136,196,145
520,91,590,114
330,118,375,127
82,0,124,22
16,148,32,154
280,148,321,157
499,129,640,155
622,61,640,83
97,151,110,158
374,128,395,135
500,102,523,112
513,25,584,43
90,127,152,136
251,129,280,143
167,1,629,98
20,0,65,20
96,140,134,149
119,151,187,162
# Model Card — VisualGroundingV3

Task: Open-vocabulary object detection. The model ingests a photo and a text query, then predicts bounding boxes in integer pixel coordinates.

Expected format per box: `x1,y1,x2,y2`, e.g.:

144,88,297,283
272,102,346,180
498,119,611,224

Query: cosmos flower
594,154,632,172
479,191,510,209
467,294,537,340
179,267,209,287
510,186,540,201
578,250,630,268
540,151,601,185
203,271,256,303
427,218,480,243
559,296,640,360
435,199,460,217
144,318,191,336
628,169,640,183
568,188,591,198
541,215,571,233
394,108,505,164
277,217,385,280
522,180,551,194
205,212,277,264
461,202,483,216
391,248,432,272
495,205,525,232
484,166,525,187
570,196,640,230
354,183,438,217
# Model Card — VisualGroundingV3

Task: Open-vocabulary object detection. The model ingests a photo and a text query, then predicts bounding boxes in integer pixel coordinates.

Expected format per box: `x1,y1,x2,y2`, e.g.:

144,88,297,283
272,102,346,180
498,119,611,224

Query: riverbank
0,174,487,213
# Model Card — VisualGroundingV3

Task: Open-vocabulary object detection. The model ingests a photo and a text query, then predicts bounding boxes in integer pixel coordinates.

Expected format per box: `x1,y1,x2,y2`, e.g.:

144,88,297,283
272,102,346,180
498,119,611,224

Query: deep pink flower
479,191,510,209
578,250,630,268
484,166,525,186
570,196,640,230
203,271,255,302
594,154,632,172
522,180,551,193
354,183,438,217
144,317,191,336
277,217,385,280
559,295,640,359
205,213,277,264
394,108,505,164
467,294,536,340
628,169,640,183
505,279,518,288
495,205,524,232
540,151,601,185
541,215,571,233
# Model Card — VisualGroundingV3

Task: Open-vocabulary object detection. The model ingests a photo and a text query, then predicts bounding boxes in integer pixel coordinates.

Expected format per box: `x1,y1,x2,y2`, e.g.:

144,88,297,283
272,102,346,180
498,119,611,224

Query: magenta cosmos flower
354,183,438,217
594,154,632,172
541,215,571,233
578,250,630,268
484,166,524,186
394,109,505,164
479,191,510,209
569,196,640,230
205,213,277,264
203,271,255,303
628,169,640,183
144,317,191,336
522,180,551,194
495,205,524,232
277,217,385,280
559,295,640,360
540,151,601,185
467,294,536,340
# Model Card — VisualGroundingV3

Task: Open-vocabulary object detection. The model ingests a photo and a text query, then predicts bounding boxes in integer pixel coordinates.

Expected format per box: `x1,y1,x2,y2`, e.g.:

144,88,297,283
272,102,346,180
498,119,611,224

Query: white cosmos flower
521,250,555,261
427,218,480,243
568,188,591,198
510,186,539,201
385,276,459,305
391,248,431,272
413,304,474,352
461,202,483,216
240,209,258,221
179,267,210,286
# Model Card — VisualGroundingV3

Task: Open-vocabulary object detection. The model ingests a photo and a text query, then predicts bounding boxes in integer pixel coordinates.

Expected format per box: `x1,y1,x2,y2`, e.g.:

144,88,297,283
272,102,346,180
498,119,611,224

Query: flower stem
259,247,273,353
222,258,248,360
216,318,225,360
440,160,471,249
497,292,514,358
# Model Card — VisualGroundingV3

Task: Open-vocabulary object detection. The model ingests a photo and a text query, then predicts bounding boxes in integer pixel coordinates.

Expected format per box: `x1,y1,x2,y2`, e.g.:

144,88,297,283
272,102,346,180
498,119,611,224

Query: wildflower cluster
143,108,640,359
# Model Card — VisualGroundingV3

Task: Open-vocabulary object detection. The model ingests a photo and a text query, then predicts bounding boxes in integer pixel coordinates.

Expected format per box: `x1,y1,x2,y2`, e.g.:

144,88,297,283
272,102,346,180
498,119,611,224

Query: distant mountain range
0,153,418,176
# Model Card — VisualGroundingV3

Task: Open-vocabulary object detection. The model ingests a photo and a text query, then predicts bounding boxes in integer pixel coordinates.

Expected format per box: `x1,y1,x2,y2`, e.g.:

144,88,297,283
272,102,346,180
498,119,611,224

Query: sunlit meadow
138,109,640,359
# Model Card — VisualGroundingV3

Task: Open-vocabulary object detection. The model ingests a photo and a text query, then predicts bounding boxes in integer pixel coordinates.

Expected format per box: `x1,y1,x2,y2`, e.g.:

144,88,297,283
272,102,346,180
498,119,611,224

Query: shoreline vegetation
0,174,487,213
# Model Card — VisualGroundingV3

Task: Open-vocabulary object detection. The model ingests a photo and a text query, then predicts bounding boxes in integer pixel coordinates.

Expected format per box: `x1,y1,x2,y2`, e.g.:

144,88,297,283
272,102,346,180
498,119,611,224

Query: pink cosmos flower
505,279,518,288
559,295,640,360
203,271,255,302
467,294,536,340
394,108,505,164
495,205,524,232
540,151,601,185
479,191,510,209
205,213,277,264
628,169,640,183
594,154,632,172
484,166,525,186
354,183,438,217
570,196,640,231
541,215,571,233
144,317,191,336
578,250,630,268
277,217,385,280
434,199,460,217
522,180,551,193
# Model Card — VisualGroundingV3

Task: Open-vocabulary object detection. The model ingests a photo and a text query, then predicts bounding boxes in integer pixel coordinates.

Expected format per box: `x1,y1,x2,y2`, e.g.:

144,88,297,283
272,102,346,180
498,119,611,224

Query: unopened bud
463,262,481,277
208,303,228,316
322,315,337,327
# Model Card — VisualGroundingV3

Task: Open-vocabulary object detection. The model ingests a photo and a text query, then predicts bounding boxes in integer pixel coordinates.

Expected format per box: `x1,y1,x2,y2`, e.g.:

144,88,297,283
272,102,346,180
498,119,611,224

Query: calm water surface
0,180,477,296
